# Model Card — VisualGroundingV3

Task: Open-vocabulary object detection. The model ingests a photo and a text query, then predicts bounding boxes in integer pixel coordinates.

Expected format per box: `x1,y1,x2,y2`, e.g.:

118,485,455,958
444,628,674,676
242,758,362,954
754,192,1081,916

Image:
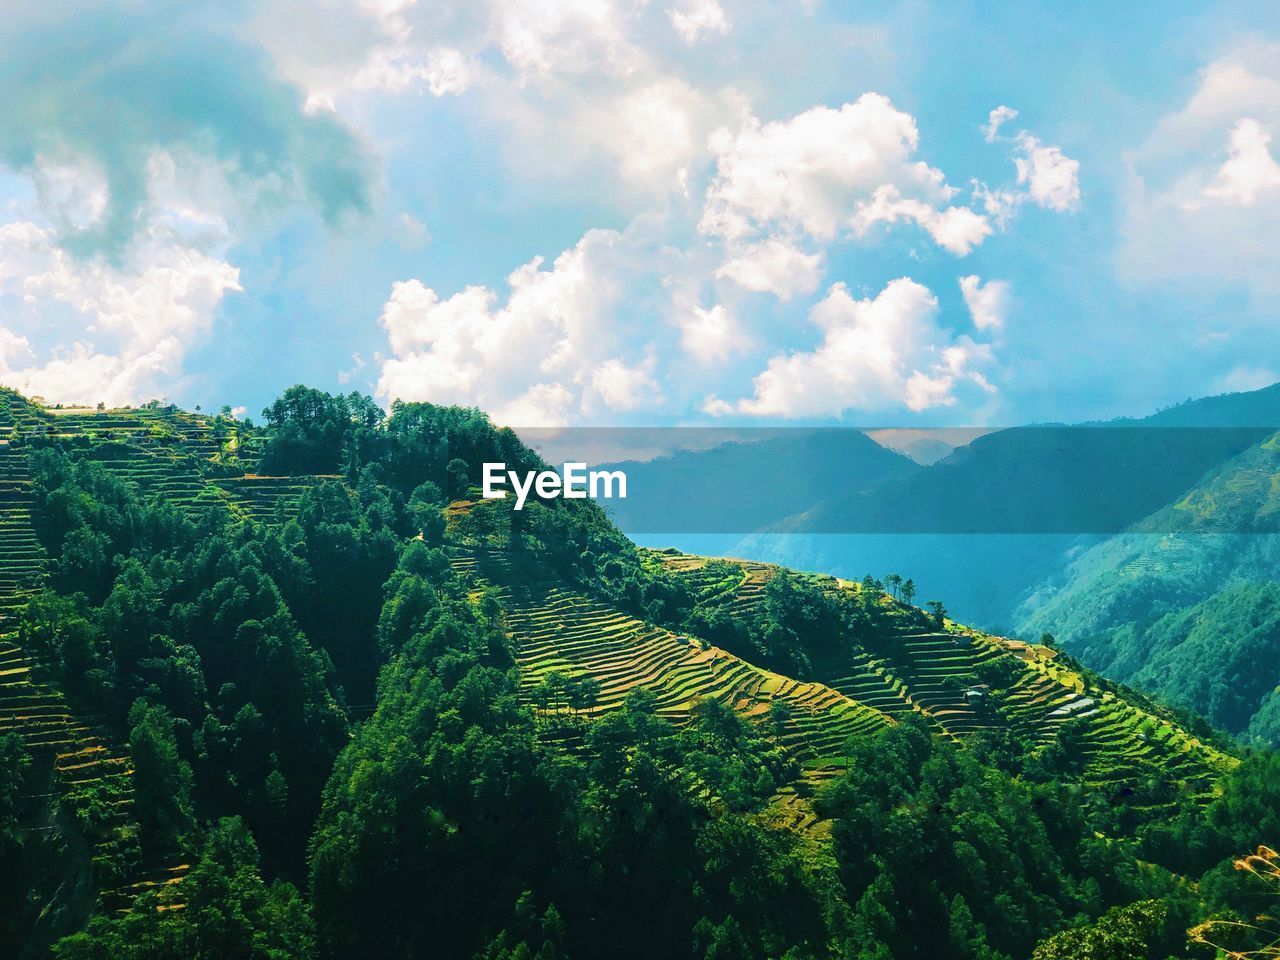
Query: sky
0,0,1278,428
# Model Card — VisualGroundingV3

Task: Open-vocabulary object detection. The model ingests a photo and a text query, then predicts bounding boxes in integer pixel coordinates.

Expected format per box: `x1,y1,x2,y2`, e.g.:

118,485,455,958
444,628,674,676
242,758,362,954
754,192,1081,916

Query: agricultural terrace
0,389,339,913
657,550,1231,821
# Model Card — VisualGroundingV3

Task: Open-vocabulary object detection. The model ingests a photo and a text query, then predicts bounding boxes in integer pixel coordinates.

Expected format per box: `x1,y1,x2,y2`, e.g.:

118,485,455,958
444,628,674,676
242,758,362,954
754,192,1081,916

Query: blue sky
0,0,1278,427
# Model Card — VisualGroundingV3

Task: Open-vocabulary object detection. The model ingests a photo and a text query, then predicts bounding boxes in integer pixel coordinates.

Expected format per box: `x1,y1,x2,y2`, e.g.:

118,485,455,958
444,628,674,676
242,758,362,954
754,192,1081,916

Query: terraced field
212,474,337,521
993,645,1224,801
0,431,189,909
656,552,1230,810
451,548,901,833
653,550,777,620
452,549,889,762
449,544,1231,829
0,392,332,523
0,391,341,911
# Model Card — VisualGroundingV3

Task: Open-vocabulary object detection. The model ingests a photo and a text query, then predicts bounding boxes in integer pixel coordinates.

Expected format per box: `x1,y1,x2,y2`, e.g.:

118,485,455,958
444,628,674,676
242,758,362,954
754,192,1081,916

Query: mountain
1127,380,1280,427
1,386,1277,960
1017,431,1280,745
597,428,920,534
710,382,1280,629
864,429,975,465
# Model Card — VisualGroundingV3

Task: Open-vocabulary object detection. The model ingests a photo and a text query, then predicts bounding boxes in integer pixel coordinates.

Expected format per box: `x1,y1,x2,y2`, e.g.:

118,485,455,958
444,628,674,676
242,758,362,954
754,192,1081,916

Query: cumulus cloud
590,356,661,410
1200,118,1280,206
847,186,991,254
1120,41,1280,302
497,382,576,427
669,0,730,45
375,227,677,425
0,221,240,405
0,0,373,257
675,304,743,364
958,275,1010,331
976,110,1081,223
720,278,997,417
1011,133,1081,212
700,94,990,259
715,239,824,300
573,78,715,188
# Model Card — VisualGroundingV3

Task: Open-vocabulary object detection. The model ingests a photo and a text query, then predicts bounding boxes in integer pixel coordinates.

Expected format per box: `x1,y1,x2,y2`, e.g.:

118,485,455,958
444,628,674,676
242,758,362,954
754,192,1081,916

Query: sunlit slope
0,388,330,521
658,551,1231,812
450,549,891,760
449,536,1230,834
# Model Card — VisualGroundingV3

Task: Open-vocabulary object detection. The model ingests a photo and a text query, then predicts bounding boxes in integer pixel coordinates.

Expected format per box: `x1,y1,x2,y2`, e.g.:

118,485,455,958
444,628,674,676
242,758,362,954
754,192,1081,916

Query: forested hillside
2,386,1278,960
1018,432,1280,747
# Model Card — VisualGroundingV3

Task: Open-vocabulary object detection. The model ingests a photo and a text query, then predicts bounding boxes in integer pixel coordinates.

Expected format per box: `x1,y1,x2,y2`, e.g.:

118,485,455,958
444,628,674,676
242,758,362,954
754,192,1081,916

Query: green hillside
1,386,1277,960
1018,432,1280,746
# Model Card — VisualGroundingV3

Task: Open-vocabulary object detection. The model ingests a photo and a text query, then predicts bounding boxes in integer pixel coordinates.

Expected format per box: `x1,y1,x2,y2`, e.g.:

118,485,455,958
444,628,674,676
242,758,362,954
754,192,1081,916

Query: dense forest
2,385,1279,959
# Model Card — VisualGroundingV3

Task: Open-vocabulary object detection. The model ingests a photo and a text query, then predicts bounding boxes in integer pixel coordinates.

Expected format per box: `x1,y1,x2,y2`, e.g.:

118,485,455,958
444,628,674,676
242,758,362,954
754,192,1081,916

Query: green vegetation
1018,433,1280,747
0,385,1277,959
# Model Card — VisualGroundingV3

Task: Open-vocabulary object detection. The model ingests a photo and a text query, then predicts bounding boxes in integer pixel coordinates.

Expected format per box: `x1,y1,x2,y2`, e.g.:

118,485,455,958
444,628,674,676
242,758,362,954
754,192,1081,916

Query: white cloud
700,94,988,255
669,0,730,45
1012,132,1080,212
727,277,998,417
0,222,240,406
976,111,1081,222
701,394,734,416
676,304,742,363
1120,42,1280,303
575,78,711,188
375,226,671,425
260,0,641,97
496,0,638,78
494,382,575,426
716,239,823,299
1200,118,1280,206
591,356,660,409
982,105,1018,143
353,45,476,96
958,275,1010,331
848,185,991,254
249,1,722,199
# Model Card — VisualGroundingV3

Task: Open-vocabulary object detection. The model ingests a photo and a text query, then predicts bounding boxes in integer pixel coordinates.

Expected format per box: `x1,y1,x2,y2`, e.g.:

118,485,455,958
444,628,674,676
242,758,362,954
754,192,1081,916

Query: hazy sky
0,0,1277,426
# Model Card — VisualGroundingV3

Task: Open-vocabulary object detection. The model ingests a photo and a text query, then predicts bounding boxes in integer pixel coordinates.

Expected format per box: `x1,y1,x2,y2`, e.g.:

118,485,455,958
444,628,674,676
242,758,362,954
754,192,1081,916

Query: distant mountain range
604,381,1280,745
599,428,919,534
